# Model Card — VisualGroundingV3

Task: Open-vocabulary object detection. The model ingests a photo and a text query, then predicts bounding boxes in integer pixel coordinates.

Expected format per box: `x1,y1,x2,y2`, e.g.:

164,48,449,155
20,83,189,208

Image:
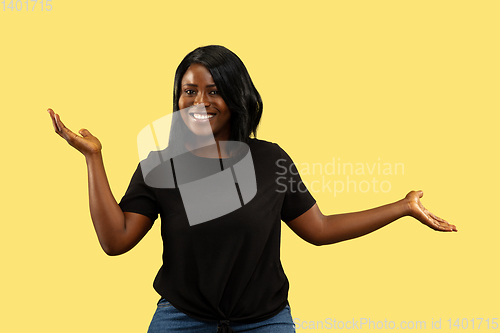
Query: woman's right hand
47,108,102,157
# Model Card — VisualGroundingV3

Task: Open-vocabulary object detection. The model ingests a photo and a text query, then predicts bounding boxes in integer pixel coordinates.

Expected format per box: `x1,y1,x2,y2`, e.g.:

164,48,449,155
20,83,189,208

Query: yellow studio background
1,0,498,332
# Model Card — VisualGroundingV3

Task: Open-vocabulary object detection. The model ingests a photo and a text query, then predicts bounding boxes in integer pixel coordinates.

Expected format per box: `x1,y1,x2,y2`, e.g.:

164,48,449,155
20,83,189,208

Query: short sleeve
118,162,159,224
277,145,317,223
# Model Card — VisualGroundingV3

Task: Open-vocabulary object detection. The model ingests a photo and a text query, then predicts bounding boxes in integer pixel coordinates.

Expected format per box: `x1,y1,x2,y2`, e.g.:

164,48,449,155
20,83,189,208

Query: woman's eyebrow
182,83,217,87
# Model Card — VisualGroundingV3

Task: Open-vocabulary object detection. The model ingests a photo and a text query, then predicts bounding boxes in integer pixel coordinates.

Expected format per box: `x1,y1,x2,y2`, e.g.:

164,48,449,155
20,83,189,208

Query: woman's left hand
405,190,457,232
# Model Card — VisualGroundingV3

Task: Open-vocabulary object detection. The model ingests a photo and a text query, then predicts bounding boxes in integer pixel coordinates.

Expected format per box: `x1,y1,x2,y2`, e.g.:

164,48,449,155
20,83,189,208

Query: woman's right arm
48,108,153,256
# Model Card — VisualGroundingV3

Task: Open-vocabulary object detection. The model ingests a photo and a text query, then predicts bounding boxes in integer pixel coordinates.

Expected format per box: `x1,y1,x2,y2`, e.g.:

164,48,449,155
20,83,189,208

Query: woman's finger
418,201,454,231
444,221,457,231
54,113,83,145
431,215,456,232
430,219,448,231
55,113,73,138
79,128,92,138
420,208,449,231
55,113,65,131
429,212,448,223
427,215,443,229
427,210,456,231
47,109,62,134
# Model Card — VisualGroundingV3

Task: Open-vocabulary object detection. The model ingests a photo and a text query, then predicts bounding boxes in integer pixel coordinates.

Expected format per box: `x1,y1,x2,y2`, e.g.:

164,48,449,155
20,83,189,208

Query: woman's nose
194,93,210,106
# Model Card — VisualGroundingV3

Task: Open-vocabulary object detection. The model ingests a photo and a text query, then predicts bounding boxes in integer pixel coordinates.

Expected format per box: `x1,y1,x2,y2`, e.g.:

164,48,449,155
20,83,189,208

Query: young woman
47,45,457,333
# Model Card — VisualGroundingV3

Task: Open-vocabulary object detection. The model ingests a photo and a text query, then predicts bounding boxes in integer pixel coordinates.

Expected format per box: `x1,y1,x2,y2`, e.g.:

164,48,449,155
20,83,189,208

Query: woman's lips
189,112,216,121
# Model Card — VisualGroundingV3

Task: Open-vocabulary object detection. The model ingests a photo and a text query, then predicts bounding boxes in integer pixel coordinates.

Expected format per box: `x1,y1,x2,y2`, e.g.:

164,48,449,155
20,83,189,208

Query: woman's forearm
48,109,151,255
85,151,127,254
318,198,410,245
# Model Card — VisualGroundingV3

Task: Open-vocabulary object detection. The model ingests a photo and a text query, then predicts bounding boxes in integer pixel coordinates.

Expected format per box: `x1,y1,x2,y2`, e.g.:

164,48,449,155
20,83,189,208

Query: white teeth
192,113,215,120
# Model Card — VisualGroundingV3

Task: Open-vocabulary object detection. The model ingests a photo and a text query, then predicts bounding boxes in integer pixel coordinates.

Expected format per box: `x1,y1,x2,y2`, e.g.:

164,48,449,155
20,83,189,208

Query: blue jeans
147,298,296,332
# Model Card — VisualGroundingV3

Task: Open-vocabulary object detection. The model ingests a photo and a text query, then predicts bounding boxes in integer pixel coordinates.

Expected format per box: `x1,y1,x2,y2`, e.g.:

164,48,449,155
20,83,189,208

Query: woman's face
178,63,231,141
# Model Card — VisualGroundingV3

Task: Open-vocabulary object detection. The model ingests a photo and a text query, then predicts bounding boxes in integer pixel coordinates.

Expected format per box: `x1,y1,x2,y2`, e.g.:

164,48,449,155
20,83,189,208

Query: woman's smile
178,63,232,141
188,108,217,121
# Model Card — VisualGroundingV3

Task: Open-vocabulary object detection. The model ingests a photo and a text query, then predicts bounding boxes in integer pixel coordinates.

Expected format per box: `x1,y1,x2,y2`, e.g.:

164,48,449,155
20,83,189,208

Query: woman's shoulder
248,138,289,155
248,138,281,149
246,139,292,168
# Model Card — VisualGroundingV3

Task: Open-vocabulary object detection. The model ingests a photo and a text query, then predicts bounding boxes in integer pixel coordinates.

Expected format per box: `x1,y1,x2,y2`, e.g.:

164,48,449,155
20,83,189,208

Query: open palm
47,108,102,156
406,190,457,232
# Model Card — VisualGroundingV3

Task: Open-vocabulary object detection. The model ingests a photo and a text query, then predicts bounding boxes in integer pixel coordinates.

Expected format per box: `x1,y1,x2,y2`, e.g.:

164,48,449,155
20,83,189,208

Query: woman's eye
209,90,219,95
184,90,195,95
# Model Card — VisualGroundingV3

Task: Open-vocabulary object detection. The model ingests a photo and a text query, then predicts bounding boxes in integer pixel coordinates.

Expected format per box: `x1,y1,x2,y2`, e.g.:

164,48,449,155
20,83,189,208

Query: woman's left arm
286,190,457,246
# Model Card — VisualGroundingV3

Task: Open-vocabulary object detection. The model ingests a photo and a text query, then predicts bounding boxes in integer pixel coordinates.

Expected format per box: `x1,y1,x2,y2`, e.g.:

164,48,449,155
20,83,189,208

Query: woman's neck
185,139,232,159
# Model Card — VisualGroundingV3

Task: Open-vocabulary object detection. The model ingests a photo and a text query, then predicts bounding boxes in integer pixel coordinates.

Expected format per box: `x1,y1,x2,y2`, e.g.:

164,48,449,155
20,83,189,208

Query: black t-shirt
118,138,316,323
